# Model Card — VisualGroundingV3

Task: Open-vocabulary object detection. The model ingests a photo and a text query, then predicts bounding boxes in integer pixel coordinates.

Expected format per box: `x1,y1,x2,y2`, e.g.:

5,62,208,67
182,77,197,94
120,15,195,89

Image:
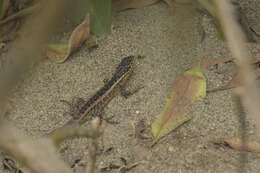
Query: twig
87,117,101,173
233,93,248,173
87,138,98,173
49,124,103,147
0,0,72,115
0,0,80,173
0,121,73,173
130,120,136,138
49,118,103,173
214,0,260,133
117,162,140,173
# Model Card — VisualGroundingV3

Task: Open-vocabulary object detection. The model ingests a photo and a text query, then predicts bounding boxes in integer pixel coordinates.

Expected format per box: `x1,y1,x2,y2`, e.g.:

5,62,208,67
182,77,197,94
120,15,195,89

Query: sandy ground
1,0,260,172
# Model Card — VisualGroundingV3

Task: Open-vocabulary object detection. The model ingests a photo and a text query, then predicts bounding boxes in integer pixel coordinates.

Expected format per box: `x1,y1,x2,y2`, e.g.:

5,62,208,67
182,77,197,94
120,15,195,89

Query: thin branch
49,125,103,147
214,0,260,133
0,1,80,173
0,121,72,173
0,4,39,27
87,138,98,173
0,0,74,116
49,118,103,173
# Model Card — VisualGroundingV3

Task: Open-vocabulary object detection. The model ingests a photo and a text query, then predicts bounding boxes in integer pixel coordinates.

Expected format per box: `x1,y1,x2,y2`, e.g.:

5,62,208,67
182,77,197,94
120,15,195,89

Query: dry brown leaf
47,15,92,63
112,0,160,12
214,137,260,153
46,44,68,63
68,15,90,56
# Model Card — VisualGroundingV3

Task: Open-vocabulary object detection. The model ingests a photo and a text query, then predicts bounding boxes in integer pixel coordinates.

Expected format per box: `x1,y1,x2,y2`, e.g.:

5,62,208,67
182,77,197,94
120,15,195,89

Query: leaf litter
46,15,97,63
191,53,260,153
150,52,260,145
152,66,206,144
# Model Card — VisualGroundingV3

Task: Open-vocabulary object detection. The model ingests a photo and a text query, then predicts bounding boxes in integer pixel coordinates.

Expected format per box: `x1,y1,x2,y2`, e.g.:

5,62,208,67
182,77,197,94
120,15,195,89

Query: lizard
50,55,140,134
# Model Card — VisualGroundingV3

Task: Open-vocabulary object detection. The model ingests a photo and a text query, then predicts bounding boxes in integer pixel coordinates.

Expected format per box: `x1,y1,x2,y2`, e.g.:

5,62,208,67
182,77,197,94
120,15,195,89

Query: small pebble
168,146,174,152
0,42,5,49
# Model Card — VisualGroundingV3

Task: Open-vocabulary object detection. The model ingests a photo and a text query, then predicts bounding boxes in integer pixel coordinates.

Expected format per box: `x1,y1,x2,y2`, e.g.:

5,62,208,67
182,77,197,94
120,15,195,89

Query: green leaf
152,66,206,143
87,0,111,36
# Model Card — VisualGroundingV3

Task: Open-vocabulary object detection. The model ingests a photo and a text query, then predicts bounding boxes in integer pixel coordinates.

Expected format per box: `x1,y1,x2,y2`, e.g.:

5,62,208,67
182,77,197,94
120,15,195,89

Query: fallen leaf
112,0,160,12
213,137,260,153
85,35,98,49
46,15,94,63
68,15,90,56
152,66,206,144
46,44,68,63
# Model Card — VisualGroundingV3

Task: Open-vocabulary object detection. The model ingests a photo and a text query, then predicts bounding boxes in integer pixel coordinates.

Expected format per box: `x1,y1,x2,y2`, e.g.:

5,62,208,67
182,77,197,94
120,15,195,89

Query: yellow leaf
152,66,206,143
46,44,68,63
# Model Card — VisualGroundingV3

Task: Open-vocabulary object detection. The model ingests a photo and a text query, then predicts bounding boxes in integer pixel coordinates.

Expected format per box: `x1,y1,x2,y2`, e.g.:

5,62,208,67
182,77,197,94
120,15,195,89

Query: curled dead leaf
47,15,95,63
46,44,68,63
68,15,90,56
